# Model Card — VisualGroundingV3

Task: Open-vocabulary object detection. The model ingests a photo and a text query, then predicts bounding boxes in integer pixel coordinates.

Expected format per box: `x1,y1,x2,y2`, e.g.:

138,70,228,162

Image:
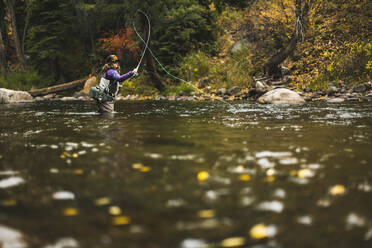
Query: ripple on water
0,177,25,188
0,224,27,248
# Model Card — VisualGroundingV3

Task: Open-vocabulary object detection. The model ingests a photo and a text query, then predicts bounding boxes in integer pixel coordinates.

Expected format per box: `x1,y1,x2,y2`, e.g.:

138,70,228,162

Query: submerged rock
0,88,34,104
258,88,305,104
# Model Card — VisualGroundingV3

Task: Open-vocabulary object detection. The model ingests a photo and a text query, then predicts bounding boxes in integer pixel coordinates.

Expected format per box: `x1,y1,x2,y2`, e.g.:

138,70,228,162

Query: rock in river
0,88,34,104
258,88,305,104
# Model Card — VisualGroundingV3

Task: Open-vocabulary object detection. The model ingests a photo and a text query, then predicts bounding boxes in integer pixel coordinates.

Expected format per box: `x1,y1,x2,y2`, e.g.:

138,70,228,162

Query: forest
0,0,371,96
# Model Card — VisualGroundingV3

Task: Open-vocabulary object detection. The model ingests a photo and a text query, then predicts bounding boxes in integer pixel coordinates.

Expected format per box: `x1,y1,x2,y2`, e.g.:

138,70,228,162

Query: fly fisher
90,55,138,113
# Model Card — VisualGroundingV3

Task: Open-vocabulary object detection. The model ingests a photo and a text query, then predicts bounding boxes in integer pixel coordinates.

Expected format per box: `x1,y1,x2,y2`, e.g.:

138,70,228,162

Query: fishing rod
133,10,150,75
133,10,232,106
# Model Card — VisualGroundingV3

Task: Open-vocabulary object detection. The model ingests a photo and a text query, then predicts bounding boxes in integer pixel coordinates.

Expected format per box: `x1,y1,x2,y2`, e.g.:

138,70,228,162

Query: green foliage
179,50,210,82
120,76,159,97
0,68,49,91
163,82,196,96
26,0,90,82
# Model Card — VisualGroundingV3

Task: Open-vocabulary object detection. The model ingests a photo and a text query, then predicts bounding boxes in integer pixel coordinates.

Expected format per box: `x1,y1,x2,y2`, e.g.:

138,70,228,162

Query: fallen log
28,78,87,97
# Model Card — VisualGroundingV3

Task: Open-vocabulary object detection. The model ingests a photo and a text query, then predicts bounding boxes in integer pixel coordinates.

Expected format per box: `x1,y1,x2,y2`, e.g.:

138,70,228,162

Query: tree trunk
139,12,164,91
0,26,7,72
145,51,164,91
264,0,312,78
7,0,26,66
28,78,87,97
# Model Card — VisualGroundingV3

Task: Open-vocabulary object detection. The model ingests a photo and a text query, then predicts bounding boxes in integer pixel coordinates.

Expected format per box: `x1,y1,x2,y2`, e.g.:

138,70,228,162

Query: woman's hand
132,67,138,75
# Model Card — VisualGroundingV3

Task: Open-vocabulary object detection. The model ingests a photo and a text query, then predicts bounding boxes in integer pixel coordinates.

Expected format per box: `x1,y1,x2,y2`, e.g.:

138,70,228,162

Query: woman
96,55,138,113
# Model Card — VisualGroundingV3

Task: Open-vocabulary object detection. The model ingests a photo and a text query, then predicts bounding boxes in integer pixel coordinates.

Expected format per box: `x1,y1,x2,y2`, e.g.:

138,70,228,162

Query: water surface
0,100,372,248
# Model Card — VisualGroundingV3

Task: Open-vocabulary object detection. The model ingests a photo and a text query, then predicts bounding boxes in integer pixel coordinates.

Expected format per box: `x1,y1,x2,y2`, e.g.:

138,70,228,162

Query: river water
0,100,371,248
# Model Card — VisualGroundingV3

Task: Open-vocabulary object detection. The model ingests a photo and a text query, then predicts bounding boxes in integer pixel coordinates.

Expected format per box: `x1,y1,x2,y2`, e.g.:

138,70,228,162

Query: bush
120,76,160,96
178,50,211,82
0,69,50,91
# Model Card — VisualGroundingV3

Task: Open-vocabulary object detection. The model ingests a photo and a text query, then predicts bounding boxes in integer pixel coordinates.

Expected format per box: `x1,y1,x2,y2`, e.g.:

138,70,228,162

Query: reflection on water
0,100,372,248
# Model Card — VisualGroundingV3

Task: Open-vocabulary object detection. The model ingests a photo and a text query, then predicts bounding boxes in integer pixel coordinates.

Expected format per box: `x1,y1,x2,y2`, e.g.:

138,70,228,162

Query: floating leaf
344,148,353,152
290,170,297,176
63,208,78,216
239,174,251,181
220,237,246,247
197,209,215,218
140,166,151,172
250,223,277,239
2,199,17,206
264,176,275,182
330,185,346,195
197,171,209,181
72,153,79,158
95,197,111,206
109,206,122,215
72,169,84,175
112,215,131,226
132,163,144,169
298,169,314,178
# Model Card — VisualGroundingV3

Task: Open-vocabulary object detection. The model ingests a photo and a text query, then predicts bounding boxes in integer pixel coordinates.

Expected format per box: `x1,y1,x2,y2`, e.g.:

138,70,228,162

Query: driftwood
28,78,87,97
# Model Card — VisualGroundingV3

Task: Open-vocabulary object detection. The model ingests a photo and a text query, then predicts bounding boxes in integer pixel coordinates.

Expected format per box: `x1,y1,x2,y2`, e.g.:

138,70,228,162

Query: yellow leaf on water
220,237,246,247
95,197,111,206
140,166,151,172
2,199,17,206
197,209,215,218
250,223,277,239
197,171,209,181
250,223,269,239
132,163,144,169
63,208,78,216
72,153,79,158
264,176,275,182
73,169,84,175
330,185,346,195
112,215,131,226
298,169,314,178
344,148,353,152
109,206,122,215
290,170,298,176
239,174,251,181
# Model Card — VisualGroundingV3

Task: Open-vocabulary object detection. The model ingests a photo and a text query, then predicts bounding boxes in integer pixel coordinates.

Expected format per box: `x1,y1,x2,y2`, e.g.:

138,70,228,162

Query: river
0,100,372,248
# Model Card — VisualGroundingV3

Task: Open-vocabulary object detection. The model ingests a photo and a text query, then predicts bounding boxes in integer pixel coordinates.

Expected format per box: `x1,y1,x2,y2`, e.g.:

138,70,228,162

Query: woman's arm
106,69,134,82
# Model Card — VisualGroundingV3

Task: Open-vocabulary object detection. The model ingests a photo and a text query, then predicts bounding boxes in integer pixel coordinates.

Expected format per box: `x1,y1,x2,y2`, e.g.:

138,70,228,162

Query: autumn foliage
99,27,141,67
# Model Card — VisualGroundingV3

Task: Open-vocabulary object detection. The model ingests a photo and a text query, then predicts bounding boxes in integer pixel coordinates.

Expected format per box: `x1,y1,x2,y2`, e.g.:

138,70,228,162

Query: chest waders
89,77,116,103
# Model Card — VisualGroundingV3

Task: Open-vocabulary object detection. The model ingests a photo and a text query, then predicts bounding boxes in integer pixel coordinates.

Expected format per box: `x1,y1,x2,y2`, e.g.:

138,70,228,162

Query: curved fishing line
133,10,232,106
133,10,190,84
133,10,150,70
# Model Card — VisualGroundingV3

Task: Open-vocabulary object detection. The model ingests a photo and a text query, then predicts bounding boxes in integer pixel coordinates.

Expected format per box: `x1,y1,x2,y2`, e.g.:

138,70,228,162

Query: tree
264,0,313,77
6,0,26,66
27,0,89,82
0,0,7,72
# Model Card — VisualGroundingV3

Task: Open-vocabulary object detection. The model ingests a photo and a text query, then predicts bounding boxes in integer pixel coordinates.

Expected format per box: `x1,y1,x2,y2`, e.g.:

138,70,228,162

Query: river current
0,100,372,248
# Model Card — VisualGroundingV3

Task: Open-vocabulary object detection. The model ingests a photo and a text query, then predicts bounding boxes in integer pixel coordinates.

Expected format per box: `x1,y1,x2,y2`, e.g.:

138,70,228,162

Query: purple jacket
104,69,134,95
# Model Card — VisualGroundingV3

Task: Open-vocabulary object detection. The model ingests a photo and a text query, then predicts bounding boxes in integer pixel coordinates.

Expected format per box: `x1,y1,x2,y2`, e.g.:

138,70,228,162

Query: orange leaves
99,27,140,61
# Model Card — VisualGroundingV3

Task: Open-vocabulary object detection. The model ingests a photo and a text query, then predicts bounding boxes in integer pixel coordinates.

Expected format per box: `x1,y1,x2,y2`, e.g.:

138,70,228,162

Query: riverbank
28,80,372,103
1,81,371,104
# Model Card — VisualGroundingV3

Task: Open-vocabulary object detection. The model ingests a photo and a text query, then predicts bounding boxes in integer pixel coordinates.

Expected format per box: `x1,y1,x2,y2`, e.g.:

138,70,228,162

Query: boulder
216,88,227,96
0,88,34,104
352,82,371,93
258,88,305,104
227,86,241,95
198,78,211,89
82,76,98,95
231,39,252,54
326,86,339,96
